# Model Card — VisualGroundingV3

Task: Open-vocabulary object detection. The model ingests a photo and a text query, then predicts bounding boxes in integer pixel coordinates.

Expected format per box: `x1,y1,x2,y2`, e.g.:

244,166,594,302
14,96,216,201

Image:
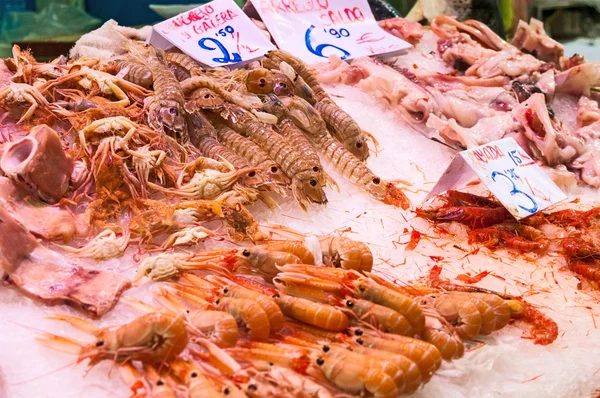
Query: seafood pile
315,16,600,189
418,190,600,289
40,255,540,398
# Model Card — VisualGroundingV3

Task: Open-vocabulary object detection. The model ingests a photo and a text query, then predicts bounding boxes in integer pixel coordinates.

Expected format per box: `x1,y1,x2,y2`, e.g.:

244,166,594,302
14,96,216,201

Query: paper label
149,0,275,67
425,138,567,219
250,0,411,64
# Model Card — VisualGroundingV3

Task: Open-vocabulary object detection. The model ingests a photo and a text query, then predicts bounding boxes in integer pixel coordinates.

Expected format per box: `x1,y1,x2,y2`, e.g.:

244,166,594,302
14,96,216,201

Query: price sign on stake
148,0,275,67
251,0,411,64
425,138,567,219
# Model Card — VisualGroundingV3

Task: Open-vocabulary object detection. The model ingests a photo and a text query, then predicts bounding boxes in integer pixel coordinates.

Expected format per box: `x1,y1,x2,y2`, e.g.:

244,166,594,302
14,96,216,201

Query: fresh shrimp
164,50,204,78
417,205,510,228
335,297,413,335
351,277,426,333
142,365,179,398
314,344,399,398
319,235,373,273
126,42,188,142
37,311,188,367
563,237,600,259
347,328,442,381
192,133,264,187
181,75,262,110
257,241,315,264
112,58,153,89
274,293,349,332
245,68,294,97
570,261,600,282
187,87,225,112
314,101,370,160
451,293,496,335
273,272,347,303
429,292,483,339
264,50,325,103
449,292,511,331
444,190,501,208
299,116,409,209
235,246,302,275
276,116,329,187
215,124,290,185
508,300,559,345
346,344,422,394
215,297,272,341
219,103,326,211
193,274,285,333
168,359,225,398
418,298,465,360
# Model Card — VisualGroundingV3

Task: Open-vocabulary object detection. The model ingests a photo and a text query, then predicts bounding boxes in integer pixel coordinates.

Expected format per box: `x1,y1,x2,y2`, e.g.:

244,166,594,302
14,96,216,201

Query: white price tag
425,138,567,219
148,0,275,67
250,0,411,64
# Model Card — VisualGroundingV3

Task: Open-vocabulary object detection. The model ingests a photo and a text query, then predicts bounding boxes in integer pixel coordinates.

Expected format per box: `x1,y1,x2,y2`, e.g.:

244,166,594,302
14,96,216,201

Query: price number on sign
304,25,351,59
198,25,241,64
491,168,538,214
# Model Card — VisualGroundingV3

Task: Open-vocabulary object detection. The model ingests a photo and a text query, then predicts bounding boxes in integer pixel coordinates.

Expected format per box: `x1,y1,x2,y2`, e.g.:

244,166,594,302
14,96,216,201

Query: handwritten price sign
251,0,411,64
148,0,275,67
425,138,567,219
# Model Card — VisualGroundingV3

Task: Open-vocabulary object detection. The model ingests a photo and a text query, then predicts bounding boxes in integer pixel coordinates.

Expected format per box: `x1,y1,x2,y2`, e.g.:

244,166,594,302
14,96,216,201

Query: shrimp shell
348,344,423,394
256,240,315,265
187,310,239,347
349,329,442,382
164,51,204,77
215,297,271,341
236,247,302,275
276,116,326,186
187,87,225,111
215,125,290,185
431,293,482,339
316,345,399,398
319,235,373,273
353,278,426,333
202,274,285,333
265,50,326,103
341,297,413,335
419,300,464,360
274,293,349,332
314,101,370,161
113,59,153,89
220,104,326,210
450,292,511,331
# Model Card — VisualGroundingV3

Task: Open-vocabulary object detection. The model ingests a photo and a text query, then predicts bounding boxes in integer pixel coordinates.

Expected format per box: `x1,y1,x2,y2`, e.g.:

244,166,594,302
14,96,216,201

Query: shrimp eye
316,358,325,366
248,384,258,391
95,340,104,347
186,310,190,314
356,338,364,345
224,388,230,395
309,179,317,187
248,171,256,177
169,108,176,114
259,78,266,87
372,177,381,185
322,345,330,352
312,166,319,172
354,329,364,336
270,166,278,173
242,249,251,257
204,93,210,99
156,380,164,386
215,299,220,305
345,300,354,307
358,285,366,292
272,293,280,299
191,372,198,378
356,142,363,148
223,287,229,294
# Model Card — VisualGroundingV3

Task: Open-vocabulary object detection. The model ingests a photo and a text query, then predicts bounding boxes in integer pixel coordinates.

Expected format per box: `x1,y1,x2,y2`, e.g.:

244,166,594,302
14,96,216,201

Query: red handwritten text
257,0,329,14
192,10,238,35
471,145,504,164
319,7,365,26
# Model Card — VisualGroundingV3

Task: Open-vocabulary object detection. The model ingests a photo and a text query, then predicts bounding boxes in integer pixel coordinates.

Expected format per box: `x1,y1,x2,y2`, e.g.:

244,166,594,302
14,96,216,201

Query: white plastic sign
250,0,412,64
149,0,275,67
425,138,567,219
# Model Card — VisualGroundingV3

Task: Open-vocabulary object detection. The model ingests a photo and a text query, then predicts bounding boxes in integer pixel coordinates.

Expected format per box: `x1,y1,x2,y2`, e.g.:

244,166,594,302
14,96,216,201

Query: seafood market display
1,11,600,398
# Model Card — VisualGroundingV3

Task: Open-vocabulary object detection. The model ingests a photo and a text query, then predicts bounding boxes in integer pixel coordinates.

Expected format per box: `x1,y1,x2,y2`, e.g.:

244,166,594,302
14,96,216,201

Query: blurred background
0,0,597,59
